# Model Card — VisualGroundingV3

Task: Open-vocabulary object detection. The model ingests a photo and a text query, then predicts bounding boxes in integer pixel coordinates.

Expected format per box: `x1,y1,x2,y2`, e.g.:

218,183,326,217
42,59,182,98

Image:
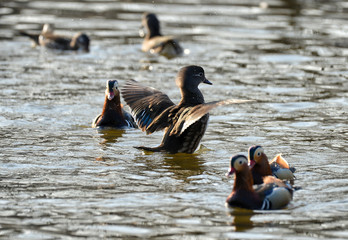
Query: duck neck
101,94,124,119
255,156,272,176
179,88,205,105
146,23,161,39
233,168,254,192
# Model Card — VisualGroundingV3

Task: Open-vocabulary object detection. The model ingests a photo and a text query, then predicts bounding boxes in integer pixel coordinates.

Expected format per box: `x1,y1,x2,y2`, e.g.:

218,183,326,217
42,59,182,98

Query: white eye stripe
255,147,264,157
194,72,204,77
234,157,248,170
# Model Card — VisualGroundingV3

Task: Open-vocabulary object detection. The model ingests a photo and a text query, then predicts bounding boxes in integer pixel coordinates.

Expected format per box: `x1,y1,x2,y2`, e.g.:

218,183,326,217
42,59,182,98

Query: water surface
0,0,348,239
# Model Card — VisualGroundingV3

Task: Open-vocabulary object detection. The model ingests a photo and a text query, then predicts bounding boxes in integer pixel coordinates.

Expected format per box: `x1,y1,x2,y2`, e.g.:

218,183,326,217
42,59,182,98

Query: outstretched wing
174,99,253,135
19,31,40,45
122,79,175,132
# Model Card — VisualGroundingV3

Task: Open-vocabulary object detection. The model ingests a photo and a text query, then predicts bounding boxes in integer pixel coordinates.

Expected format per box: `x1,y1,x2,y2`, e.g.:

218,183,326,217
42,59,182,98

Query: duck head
105,80,120,101
71,32,90,52
248,145,267,168
41,23,54,34
226,154,249,177
140,12,161,38
176,65,212,90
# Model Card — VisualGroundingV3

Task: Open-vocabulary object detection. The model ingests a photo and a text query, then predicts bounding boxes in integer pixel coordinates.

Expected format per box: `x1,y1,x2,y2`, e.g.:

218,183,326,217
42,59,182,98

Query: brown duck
92,80,137,129
226,154,293,210
248,145,295,184
122,65,250,154
140,12,183,59
20,23,90,52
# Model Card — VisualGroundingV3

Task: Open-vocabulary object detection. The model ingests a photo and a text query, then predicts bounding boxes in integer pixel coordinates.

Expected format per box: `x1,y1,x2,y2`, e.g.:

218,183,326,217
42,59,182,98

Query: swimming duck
92,80,137,129
20,24,90,52
140,12,183,59
19,23,54,47
248,145,295,184
226,154,293,210
122,65,250,154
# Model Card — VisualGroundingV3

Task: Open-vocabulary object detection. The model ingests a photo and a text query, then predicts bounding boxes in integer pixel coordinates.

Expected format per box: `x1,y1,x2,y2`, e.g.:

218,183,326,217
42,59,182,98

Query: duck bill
226,168,235,177
249,159,256,169
107,91,115,100
203,78,212,85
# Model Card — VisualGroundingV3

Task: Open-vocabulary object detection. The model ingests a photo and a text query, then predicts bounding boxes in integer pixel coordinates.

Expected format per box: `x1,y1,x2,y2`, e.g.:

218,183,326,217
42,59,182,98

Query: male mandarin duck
92,80,137,129
122,65,250,154
140,12,183,59
20,23,90,52
248,145,296,184
226,154,293,210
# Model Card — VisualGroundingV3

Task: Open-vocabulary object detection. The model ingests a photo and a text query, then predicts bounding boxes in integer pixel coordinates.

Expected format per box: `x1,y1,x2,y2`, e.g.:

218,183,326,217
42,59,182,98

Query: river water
0,0,348,239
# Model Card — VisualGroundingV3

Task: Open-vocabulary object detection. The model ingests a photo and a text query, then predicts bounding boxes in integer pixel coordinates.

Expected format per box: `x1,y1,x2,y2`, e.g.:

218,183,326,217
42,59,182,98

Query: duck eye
239,160,242,164
195,72,204,77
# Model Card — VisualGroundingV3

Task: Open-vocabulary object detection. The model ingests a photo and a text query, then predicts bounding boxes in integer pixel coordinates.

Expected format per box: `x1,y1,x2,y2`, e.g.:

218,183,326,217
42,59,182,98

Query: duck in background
139,12,184,59
226,154,293,210
19,23,54,47
19,23,90,52
248,145,296,184
92,80,137,129
122,65,251,154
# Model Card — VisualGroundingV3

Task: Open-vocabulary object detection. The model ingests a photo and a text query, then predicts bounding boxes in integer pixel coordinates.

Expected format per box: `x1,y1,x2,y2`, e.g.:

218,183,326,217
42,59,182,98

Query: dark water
1,0,348,239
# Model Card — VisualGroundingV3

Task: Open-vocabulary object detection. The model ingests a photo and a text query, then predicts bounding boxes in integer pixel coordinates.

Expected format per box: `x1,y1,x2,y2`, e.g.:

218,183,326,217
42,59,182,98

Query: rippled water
1,0,348,239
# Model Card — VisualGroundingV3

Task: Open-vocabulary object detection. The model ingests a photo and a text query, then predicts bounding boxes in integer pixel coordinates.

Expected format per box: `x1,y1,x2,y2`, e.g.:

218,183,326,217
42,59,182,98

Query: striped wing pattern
122,80,175,132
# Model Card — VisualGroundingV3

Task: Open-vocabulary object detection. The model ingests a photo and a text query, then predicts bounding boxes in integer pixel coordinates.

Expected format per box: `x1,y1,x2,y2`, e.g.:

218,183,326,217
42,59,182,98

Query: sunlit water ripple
0,0,347,239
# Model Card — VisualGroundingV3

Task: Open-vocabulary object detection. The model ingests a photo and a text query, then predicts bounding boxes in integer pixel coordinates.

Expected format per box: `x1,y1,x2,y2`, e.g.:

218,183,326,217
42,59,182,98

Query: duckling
92,80,137,129
226,155,293,210
248,145,295,184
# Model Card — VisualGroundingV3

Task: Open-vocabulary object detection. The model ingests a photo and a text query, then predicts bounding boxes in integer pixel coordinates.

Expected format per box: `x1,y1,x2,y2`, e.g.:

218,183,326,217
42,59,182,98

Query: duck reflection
139,151,206,181
97,128,125,146
227,208,254,232
163,153,206,181
95,129,125,162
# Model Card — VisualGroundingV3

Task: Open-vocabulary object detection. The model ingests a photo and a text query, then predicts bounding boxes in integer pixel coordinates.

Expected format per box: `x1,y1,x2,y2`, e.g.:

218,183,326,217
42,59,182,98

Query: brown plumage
122,65,251,154
92,80,137,129
248,145,296,184
19,24,90,52
226,155,293,210
140,12,183,59
248,145,273,184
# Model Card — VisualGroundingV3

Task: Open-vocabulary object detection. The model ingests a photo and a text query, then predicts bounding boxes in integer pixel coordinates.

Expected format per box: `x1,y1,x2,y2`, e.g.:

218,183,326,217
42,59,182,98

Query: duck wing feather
122,79,175,132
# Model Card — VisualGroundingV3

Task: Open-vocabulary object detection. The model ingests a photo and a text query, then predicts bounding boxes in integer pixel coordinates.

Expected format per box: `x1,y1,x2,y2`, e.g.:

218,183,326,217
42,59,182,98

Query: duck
92,80,137,129
19,23,90,52
121,65,250,154
140,12,183,59
226,154,293,210
248,145,296,184
19,23,54,47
